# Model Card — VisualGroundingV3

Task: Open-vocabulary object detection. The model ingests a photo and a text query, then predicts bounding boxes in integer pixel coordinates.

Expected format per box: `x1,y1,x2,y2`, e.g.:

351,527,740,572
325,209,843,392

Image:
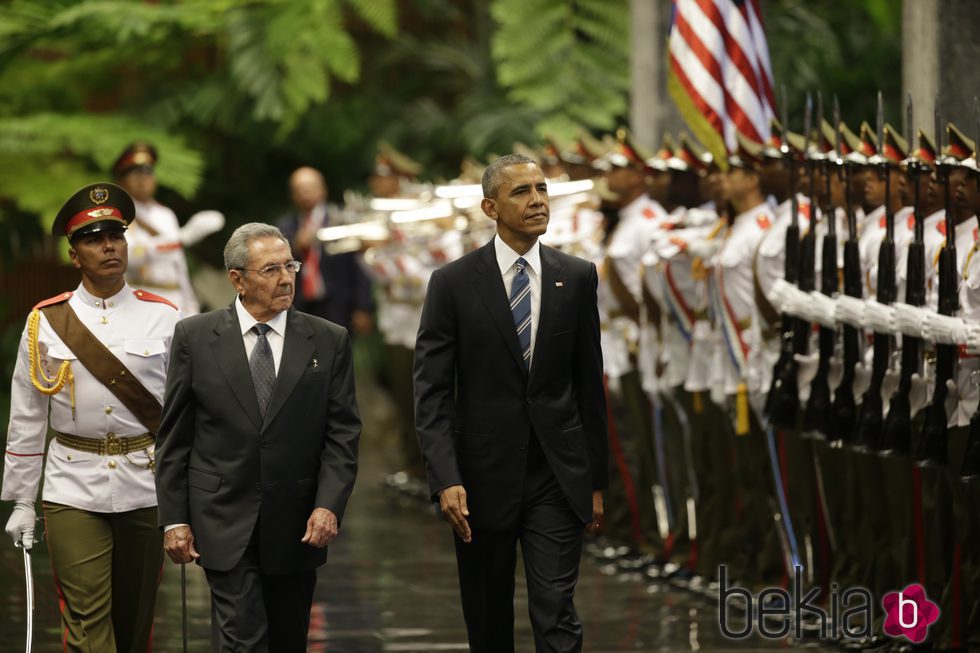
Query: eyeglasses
236,261,302,278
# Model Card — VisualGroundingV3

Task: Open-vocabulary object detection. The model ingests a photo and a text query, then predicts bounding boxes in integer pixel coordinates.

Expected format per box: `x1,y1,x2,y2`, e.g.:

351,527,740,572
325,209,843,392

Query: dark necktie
510,257,532,369
250,323,276,416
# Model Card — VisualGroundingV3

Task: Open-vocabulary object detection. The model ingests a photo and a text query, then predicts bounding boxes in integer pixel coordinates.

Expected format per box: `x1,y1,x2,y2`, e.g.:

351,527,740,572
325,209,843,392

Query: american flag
667,0,777,164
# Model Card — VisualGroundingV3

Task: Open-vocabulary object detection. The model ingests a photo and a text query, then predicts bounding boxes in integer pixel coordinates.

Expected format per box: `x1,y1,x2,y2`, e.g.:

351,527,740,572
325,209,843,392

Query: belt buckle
105,433,122,456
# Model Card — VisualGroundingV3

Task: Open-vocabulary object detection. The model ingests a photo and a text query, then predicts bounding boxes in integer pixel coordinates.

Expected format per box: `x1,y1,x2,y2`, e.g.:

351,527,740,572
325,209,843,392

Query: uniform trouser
691,394,742,581
933,425,971,649
604,371,661,554
658,387,695,569
724,405,782,587
43,502,163,653
783,426,832,594
386,343,424,476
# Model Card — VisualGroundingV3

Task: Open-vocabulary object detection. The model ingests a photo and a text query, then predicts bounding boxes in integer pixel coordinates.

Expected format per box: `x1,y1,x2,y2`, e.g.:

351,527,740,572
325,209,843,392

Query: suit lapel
529,246,563,387
474,240,527,375
262,308,315,431
211,305,263,430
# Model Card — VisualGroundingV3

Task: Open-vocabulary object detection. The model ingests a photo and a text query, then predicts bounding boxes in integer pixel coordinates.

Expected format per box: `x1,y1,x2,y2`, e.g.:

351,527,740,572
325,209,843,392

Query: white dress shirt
235,297,288,374
494,235,542,368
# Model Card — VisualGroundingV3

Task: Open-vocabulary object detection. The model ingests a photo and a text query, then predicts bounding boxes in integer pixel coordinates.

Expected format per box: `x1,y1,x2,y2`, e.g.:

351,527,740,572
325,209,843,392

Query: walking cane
19,543,34,653
181,563,188,653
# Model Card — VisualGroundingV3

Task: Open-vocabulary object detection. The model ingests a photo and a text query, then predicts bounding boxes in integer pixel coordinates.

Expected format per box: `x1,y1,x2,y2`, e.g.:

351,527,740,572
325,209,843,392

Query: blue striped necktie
510,257,532,369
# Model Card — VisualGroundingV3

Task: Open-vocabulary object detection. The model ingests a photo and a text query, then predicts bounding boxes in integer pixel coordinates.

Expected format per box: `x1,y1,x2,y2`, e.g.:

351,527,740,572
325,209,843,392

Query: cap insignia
90,186,109,205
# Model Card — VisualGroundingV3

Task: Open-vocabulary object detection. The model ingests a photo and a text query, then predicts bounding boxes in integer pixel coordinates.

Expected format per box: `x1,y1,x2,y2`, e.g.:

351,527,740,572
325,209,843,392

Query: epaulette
133,289,178,310
33,292,72,310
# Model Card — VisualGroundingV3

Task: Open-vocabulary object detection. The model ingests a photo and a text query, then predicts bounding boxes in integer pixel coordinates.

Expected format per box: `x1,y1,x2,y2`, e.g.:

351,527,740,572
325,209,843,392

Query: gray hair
223,222,289,271
482,153,537,199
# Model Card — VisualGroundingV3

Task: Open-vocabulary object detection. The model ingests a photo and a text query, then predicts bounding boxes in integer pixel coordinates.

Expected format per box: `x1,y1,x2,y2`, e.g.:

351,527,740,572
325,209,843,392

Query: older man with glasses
155,222,361,652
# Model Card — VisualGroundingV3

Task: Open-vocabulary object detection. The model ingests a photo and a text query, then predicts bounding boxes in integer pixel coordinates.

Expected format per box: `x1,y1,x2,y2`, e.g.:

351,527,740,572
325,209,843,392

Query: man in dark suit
414,154,608,653
277,166,374,334
155,222,360,651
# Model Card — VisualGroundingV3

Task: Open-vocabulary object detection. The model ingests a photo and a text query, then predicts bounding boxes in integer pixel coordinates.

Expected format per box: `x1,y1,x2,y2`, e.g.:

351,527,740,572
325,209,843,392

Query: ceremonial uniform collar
75,282,132,311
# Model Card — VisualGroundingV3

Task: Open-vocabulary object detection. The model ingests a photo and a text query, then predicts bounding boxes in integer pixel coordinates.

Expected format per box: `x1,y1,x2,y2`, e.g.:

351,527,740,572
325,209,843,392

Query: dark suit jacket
413,239,608,530
155,304,360,574
278,210,374,330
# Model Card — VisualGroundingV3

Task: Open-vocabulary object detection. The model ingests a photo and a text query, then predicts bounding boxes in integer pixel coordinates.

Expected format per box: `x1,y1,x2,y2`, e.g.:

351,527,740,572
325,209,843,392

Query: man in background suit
155,222,360,651
277,166,374,334
414,154,608,653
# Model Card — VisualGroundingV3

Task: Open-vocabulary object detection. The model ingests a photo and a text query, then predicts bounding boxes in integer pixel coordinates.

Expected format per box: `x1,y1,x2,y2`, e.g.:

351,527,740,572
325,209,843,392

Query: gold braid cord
27,309,75,418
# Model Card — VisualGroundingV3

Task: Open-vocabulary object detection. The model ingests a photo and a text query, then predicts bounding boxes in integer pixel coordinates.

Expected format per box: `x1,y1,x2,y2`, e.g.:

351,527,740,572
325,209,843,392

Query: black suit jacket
413,239,608,529
155,304,360,574
278,210,374,330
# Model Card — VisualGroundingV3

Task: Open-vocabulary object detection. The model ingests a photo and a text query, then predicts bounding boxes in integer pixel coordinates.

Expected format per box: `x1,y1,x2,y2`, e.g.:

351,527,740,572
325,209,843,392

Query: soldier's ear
481,198,498,221
68,246,80,269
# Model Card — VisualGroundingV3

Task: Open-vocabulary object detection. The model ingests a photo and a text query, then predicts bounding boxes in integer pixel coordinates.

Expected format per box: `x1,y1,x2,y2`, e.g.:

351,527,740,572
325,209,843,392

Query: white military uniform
711,202,773,396
601,194,665,381
127,199,200,315
2,283,181,512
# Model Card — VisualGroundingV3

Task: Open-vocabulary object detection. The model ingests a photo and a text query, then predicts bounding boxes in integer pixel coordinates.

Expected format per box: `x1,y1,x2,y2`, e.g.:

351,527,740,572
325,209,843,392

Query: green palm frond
0,113,204,225
490,0,629,140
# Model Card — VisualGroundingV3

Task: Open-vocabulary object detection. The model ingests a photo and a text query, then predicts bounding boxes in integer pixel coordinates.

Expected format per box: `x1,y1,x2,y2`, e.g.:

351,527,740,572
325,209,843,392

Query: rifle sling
41,302,161,435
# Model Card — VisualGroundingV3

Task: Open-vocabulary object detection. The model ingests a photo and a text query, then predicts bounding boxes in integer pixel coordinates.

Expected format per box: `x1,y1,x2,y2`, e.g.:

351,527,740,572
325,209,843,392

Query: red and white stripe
669,0,777,148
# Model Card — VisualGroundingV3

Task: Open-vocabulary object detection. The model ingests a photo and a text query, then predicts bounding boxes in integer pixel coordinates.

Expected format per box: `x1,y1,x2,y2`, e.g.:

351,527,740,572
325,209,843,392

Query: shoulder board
133,289,178,310
33,292,72,310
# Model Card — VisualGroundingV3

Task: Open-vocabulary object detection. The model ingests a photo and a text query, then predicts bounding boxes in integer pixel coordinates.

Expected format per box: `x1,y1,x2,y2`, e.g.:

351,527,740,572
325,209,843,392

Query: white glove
943,378,959,421
828,355,844,393
909,373,928,417
853,362,872,401
781,285,812,319
921,313,968,345
808,292,838,328
179,210,225,246
795,352,820,403
687,238,721,261
4,500,35,550
835,295,865,328
892,303,930,338
769,279,792,312
881,368,901,404
863,299,895,334
966,323,980,355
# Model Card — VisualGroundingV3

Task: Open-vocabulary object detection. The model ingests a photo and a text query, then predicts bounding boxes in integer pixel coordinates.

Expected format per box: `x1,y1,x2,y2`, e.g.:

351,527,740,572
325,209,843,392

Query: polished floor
0,378,824,651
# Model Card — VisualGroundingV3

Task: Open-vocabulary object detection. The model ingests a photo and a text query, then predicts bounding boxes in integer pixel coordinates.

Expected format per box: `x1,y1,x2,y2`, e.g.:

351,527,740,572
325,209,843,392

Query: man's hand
439,485,471,543
586,491,604,533
301,508,339,548
164,525,200,564
5,500,36,550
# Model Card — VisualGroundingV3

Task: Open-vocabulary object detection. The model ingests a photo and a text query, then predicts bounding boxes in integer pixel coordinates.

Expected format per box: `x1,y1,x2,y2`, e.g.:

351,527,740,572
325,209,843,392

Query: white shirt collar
236,297,288,337
75,282,131,309
494,235,541,277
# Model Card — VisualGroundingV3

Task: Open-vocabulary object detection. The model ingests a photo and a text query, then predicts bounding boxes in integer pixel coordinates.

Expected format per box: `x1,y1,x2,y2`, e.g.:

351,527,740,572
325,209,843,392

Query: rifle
831,104,864,443
804,93,838,437
963,96,980,477
917,101,958,464
767,85,805,429
882,93,927,454
855,92,898,449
